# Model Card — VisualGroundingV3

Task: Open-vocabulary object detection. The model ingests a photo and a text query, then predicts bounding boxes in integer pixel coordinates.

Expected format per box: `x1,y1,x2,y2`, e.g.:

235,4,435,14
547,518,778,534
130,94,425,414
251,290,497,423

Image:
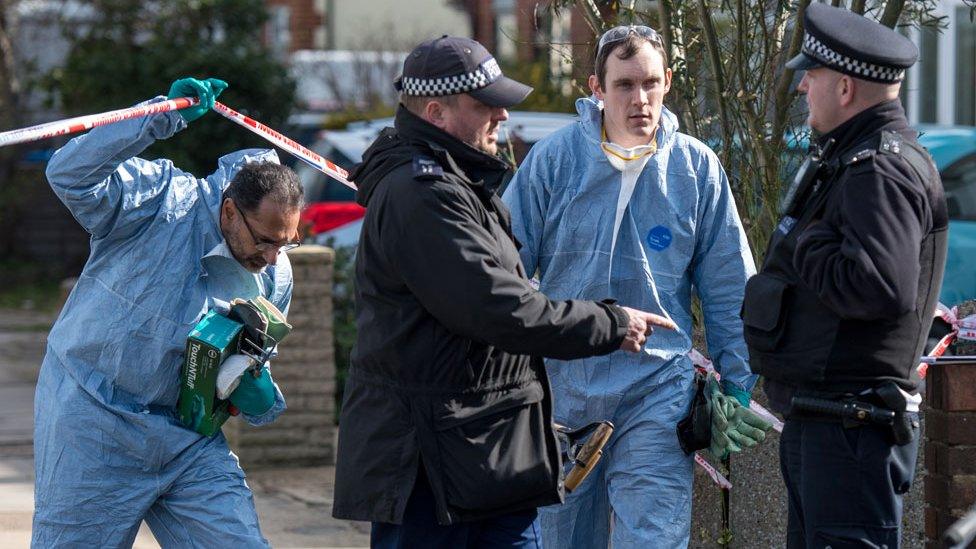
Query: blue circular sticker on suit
646,225,673,251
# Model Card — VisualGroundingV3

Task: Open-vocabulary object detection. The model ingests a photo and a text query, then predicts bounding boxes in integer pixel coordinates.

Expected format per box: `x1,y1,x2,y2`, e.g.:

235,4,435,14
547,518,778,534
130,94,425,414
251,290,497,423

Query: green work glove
229,366,276,416
705,373,773,460
167,77,228,122
725,401,773,452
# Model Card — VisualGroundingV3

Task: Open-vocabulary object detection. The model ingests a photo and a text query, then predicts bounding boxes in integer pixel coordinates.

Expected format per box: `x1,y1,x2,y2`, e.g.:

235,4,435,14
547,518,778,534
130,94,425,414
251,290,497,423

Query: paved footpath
0,309,369,548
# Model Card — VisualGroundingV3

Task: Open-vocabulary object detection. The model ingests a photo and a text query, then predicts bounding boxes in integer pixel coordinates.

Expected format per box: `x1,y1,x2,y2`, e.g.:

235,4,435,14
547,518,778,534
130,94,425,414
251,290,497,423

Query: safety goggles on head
596,25,663,59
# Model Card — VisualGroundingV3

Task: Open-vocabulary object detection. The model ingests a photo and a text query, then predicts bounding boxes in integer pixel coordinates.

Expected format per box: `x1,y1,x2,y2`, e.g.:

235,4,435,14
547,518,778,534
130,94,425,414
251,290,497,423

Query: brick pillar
924,360,976,546
225,245,337,468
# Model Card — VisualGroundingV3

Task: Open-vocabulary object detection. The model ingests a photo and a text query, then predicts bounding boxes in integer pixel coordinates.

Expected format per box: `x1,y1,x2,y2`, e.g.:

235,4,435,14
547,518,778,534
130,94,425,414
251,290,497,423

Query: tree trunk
879,0,906,28
0,0,21,182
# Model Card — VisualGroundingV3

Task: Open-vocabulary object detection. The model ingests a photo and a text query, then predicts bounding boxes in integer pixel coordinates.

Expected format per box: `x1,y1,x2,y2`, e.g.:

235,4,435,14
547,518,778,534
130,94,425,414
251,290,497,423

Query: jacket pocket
742,273,791,353
432,382,557,512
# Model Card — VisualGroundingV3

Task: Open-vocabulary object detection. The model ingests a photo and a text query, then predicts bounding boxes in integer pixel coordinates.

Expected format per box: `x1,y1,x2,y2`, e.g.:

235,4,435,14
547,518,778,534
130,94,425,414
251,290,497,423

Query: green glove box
178,310,244,436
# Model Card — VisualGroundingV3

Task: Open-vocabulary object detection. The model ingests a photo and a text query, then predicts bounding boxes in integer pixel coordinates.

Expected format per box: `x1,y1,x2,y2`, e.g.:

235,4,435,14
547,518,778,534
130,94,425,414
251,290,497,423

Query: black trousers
779,414,920,548
370,467,542,549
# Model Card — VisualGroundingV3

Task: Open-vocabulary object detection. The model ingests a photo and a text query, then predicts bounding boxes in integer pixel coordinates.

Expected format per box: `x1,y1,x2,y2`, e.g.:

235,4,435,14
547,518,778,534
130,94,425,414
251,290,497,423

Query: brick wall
225,245,337,468
924,360,976,546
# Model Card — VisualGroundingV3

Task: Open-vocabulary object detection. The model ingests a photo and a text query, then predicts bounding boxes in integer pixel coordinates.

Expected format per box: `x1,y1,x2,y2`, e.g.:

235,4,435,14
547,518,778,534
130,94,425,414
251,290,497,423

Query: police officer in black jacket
742,4,948,547
331,36,677,547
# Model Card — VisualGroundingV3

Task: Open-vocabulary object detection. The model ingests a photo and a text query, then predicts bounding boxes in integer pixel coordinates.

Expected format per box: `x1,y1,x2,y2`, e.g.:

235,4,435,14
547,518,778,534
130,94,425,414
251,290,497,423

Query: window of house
267,5,291,57
918,24,940,123
955,7,976,125
944,154,976,222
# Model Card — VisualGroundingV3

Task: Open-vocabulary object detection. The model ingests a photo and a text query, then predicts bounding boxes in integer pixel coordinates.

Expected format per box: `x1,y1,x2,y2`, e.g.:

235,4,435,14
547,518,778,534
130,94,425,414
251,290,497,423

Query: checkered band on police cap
400,57,503,97
802,32,905,83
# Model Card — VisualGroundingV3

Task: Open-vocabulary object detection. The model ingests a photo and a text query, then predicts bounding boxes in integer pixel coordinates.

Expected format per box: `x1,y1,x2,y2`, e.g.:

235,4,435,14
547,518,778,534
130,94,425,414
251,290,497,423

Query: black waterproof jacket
743,101,948,410
332,106,629,525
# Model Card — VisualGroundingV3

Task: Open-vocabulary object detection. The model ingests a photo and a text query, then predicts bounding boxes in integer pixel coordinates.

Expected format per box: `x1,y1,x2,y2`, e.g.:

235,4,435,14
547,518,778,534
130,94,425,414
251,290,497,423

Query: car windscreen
943,154,976,221
297,143,358,202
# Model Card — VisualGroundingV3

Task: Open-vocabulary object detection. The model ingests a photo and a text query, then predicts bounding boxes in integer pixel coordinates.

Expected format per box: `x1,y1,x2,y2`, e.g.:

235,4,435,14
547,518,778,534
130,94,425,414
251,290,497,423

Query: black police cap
785,3,918,83
394,35,533,108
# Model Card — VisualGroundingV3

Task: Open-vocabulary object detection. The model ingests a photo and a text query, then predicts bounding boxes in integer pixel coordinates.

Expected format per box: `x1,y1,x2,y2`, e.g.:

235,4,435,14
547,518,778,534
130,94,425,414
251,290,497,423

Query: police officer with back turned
742,4,948,547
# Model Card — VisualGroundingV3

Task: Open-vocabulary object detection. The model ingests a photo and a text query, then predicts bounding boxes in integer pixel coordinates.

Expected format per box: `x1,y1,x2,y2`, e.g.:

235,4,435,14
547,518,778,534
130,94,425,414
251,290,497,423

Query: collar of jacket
575,95,679,156
816,99,910,158
393,105,512,195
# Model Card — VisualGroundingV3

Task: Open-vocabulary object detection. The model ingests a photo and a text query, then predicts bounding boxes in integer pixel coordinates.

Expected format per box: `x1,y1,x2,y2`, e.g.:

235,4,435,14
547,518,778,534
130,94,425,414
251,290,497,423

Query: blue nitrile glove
166,77,228,122
721,380,752,408
229,366,276,416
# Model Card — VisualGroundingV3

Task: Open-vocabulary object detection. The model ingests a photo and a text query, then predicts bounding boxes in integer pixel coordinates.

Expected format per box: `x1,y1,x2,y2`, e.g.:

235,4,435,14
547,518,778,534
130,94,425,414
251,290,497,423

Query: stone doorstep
0,511,33,530
248,466,336,507
0,445,33,459
0,310,57,330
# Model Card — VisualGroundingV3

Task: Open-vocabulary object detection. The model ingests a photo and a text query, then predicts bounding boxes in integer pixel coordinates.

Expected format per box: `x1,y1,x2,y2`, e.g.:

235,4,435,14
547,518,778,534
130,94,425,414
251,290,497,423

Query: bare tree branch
773,0,810,139
697,0,731,158
879,0,906,27
575,0,605,35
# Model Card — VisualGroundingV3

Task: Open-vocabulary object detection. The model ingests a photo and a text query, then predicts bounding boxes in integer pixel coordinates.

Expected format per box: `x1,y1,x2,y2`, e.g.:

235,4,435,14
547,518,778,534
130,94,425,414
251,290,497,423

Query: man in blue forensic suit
503,26,757,547
32,77,302,547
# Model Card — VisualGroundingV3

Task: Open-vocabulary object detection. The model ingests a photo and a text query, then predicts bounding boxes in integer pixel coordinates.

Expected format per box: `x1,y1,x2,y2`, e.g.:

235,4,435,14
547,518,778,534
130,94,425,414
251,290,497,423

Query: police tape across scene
211,101,355,191
0,97,200,147
0,97,357,197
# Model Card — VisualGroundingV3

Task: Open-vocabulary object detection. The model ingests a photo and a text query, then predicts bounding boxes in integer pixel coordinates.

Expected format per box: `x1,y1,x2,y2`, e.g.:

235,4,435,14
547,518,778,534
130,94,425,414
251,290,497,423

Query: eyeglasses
596,25,663,58
233,201,301,254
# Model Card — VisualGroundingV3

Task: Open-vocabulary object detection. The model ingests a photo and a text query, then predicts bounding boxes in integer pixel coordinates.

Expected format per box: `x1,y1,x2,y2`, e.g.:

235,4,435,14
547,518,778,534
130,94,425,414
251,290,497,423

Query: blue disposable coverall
502,97,756,548
32,99,291,548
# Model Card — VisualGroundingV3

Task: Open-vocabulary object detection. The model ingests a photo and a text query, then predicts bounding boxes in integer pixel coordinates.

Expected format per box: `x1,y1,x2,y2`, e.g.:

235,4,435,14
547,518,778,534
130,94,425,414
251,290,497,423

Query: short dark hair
399,92,459,117
223,162,304,213
595,34,669,89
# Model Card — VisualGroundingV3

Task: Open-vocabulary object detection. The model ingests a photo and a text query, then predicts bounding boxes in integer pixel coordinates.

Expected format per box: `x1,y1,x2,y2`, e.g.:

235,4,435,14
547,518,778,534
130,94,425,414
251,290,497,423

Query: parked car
915,126,976,306
783,125,976,306
298,111,578,247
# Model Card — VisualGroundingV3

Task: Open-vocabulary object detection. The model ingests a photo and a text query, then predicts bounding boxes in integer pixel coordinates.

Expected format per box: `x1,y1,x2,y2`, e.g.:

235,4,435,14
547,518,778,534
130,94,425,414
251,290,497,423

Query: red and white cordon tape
694,453,732,490
212,101,355,191
917,302,976,379
0,97,200,148
0,98,357,193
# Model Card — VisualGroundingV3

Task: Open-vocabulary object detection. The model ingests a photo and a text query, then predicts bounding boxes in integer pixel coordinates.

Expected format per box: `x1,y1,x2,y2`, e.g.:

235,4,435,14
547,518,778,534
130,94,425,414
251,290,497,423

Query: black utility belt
789,396,894,425
788,391,915,446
